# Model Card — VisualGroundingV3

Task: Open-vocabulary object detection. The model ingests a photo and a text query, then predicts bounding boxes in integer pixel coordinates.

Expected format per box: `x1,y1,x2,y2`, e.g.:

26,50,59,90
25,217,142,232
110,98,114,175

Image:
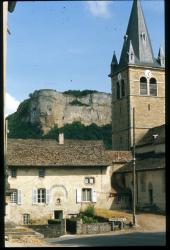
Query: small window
140,77,147,95
10,190,17,203
39,168,45,178
84,177,95,184
38,188,46,203
148,104,151,110
82,188,92,202
121,79,125,97
149,78,157,96
141,32,146,42
116,82,120,99
11,167,17,178
23,214,30,225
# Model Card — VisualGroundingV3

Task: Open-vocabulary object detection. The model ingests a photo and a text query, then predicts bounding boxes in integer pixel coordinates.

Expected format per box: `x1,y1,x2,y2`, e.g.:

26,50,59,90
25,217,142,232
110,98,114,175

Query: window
140,77,147,95
32,188,50,204
39,168,45,178
10,190,17,203
82,188,92,202
121,79,125,97
38,188,46,203
149,78,157,96
116,82,120,99
23,214,30,225
84,177,95,184
11,167,17,178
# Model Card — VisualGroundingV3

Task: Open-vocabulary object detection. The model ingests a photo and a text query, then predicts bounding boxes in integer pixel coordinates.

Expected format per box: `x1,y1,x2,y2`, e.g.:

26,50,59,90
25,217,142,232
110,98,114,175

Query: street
45,230,166,247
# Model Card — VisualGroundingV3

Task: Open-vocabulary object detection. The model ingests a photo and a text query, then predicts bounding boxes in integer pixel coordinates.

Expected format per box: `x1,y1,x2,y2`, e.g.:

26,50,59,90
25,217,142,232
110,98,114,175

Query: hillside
7,89,112,149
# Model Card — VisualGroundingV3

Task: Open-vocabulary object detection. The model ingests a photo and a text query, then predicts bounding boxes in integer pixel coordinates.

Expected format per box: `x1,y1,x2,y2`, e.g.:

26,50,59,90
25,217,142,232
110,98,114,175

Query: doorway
54,210,63,219
148,183,153,204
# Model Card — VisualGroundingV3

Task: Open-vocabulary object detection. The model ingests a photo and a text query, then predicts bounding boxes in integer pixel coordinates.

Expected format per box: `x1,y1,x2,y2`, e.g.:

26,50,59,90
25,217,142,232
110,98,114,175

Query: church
109,0,165,211
109,0,165,151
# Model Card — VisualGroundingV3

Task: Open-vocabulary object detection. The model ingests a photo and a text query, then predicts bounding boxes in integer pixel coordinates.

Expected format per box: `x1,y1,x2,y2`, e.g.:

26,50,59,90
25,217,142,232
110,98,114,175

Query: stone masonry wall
76,220,111,235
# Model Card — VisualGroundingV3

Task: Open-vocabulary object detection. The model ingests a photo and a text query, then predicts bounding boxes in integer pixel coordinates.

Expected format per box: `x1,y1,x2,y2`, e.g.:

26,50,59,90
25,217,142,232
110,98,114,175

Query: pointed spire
111,51,118,73
157,46,165,67
119,0,155,68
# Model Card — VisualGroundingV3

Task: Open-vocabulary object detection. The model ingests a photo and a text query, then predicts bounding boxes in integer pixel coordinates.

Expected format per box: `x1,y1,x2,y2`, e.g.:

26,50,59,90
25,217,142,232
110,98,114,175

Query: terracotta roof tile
7,139,132,167
115,156,165,173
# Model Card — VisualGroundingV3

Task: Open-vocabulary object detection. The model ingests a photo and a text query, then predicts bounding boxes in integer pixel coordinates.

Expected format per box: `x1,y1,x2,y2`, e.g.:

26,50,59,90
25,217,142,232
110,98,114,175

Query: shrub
48,219,61,224
63,90,98,98
83,205,95,217
69,100,89,106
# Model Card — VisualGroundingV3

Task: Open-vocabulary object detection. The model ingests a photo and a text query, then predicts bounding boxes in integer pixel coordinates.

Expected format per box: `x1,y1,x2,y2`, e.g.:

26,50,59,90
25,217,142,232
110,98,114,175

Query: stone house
112,124,165,211
6,138,132,225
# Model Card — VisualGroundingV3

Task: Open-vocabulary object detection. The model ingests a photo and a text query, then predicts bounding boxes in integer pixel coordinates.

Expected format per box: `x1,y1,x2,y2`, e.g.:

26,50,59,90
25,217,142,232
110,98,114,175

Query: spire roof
109,0,164,76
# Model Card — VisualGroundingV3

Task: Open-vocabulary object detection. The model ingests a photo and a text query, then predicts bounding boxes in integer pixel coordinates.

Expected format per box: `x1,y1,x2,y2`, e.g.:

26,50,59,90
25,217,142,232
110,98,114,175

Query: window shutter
46,189,50,204
76,189,81,203
32,189,37,204
92,189,97,202
17,189,22,205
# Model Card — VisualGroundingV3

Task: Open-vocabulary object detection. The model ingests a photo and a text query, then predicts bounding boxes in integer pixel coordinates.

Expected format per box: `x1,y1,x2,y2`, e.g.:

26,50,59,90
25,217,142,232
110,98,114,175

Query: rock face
23,89,111,134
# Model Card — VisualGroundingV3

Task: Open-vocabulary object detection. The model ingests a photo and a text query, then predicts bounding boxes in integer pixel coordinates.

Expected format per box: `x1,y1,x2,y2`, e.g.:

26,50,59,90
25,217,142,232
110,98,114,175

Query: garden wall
76,220,111,235
28,220,65,238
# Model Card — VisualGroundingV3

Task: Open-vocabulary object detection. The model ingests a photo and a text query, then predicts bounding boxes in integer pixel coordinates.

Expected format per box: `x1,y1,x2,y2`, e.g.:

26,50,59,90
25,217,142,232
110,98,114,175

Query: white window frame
10,190,17,203
23,214,30,225
82,188,92,202
38,188,46,203
84,177,95,184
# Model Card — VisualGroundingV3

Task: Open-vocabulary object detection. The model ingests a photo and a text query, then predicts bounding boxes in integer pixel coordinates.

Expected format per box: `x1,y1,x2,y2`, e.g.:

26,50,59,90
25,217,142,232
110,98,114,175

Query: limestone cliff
19,89,111,134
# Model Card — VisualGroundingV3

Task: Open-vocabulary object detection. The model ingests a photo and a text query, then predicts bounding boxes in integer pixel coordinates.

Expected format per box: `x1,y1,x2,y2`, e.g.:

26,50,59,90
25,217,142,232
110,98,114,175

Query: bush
69,100,89,106
63,89,98,98
83,205,95,217
48,219,61,224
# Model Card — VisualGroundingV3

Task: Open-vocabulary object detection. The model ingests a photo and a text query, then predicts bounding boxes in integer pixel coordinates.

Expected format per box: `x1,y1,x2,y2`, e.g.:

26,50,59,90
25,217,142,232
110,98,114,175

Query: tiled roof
105,151,132,163
115,156,165,173
137,124,165,147
7,139,131,167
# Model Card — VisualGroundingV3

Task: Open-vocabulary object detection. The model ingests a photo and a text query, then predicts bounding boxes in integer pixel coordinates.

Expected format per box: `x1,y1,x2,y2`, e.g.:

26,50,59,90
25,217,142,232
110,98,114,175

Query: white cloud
86,1,112,17
5,93,20,117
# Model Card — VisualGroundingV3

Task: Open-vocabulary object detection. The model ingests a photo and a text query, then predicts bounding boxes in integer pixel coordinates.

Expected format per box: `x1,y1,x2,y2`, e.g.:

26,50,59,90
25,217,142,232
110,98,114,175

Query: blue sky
6,0,164,115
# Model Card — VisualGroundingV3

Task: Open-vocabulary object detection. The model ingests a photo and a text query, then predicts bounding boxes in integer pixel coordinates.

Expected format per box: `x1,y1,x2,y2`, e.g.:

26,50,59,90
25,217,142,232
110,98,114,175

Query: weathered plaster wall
7,165,115,224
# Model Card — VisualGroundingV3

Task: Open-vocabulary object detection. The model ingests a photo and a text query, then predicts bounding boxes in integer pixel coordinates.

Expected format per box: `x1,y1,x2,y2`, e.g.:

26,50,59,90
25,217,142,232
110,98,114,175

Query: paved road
45,231,166,247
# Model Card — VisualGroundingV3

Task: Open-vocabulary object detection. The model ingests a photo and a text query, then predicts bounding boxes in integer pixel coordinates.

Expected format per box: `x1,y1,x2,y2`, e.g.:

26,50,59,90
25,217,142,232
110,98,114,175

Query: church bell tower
109,0,165,150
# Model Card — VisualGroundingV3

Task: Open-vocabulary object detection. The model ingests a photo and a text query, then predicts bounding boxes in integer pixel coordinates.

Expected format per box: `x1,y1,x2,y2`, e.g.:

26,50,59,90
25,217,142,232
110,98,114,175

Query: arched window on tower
116,82,120,99
121,79,125,97
140,77,147,95
149,78,157,96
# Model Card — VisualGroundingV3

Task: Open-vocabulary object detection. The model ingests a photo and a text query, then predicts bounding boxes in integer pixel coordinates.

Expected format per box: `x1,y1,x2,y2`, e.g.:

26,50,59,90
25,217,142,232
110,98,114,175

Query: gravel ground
5,213,166,247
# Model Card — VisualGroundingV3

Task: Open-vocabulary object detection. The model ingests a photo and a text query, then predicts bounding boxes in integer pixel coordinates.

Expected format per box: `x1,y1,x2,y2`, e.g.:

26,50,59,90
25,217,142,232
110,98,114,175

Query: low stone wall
28,220,65,238
76,220,111,235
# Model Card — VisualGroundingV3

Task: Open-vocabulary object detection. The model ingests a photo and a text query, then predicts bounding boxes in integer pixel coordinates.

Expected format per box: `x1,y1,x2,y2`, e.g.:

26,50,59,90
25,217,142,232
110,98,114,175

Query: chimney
59,133,64,145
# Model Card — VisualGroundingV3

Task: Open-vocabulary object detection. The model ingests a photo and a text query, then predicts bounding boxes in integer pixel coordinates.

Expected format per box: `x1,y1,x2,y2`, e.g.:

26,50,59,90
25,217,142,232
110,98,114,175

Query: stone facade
7,165,117,225
111,66,165,150
22,89,111,134
124,169,165,211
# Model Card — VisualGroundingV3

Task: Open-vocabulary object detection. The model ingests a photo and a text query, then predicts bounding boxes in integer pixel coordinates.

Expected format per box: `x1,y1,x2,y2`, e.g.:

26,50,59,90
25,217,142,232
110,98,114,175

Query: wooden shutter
92,189,97,202
32,189,37,204
46,189,50,204
76,189,81,203
17,189,22,205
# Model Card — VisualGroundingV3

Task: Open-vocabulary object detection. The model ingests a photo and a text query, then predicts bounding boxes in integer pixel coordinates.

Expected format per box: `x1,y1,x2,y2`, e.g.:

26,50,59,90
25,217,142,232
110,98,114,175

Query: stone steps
5,225,44,240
